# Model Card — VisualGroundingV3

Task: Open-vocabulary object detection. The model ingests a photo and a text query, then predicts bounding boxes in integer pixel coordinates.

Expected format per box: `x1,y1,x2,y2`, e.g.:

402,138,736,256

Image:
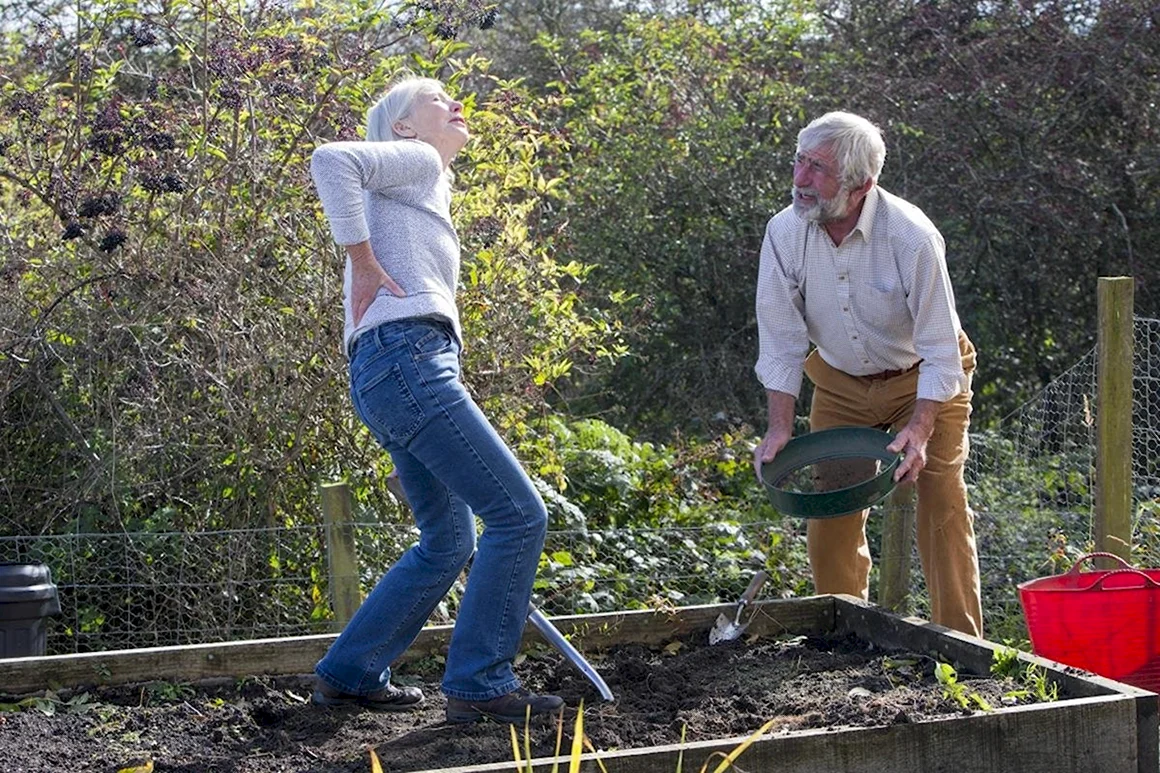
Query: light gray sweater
310,139,462,355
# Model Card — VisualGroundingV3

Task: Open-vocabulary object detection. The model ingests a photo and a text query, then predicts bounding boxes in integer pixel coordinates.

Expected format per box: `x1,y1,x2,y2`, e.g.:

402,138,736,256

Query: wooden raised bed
3,594,1156,773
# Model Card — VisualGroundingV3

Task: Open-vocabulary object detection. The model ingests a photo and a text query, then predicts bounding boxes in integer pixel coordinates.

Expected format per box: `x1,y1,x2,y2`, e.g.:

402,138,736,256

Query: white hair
365,75,444,142
797,112,886,189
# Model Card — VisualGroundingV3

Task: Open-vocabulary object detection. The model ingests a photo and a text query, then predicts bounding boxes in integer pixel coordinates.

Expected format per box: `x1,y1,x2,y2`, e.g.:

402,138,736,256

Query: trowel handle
739,570,769,605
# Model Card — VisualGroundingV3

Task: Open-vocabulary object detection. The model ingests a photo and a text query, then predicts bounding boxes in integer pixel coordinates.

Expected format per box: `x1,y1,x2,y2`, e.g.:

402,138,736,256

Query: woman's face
396,88,468,156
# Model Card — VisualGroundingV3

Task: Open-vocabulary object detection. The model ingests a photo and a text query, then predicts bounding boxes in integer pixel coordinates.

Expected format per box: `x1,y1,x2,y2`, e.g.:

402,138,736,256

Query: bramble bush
0,0,621,539
1,0,1127,651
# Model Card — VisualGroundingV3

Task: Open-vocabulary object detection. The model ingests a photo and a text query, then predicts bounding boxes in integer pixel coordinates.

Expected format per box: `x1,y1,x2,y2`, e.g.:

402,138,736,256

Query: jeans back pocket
352,359,425,446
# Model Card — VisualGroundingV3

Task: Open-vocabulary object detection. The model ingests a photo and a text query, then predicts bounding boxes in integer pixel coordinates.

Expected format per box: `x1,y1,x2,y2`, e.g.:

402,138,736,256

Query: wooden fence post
1095,277,1134,564
877,485,915,613
321,481,361,629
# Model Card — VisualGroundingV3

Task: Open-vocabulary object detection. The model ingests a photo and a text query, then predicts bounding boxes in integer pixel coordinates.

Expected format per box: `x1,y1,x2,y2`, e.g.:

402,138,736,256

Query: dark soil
0,632,1056,772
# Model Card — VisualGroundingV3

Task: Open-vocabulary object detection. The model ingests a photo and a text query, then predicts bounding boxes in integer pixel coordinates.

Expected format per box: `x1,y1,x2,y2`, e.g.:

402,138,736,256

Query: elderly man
753,111,983,637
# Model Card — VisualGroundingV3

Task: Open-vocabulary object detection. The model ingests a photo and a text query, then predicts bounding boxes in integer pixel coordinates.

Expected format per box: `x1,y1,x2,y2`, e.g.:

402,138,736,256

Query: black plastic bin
0,563,61,658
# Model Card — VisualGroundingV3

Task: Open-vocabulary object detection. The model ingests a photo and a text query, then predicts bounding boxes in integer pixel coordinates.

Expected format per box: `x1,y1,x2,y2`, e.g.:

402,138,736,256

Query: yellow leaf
663,641,683,655
117,761,153,773
509,724,521,766
568,700,585,773
369,747,383,773
708,716,779,773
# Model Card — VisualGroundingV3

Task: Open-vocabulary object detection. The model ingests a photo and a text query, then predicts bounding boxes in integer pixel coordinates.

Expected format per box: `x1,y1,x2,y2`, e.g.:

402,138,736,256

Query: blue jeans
315,318,549,701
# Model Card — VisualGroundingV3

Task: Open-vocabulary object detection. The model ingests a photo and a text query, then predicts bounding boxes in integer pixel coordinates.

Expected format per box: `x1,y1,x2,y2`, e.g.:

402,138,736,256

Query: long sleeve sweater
310,139,462,355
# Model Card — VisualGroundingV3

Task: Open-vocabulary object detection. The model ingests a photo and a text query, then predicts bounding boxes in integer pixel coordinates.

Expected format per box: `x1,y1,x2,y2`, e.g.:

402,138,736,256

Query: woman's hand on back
346,241,405,326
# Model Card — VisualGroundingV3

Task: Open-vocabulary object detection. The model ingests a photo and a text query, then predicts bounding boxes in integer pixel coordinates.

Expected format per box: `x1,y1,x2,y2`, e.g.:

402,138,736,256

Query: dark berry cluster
89,103,127,157
143,131,176,151
141,173,186,193
78,193,121,218
62,221,85,241
88,131,126,156
262,36,307,69
218,84,244,109
266,80,302,99
92,102,124,133
469,216,502,247
99,230,128,252
5,91,45,119
131,24,158,48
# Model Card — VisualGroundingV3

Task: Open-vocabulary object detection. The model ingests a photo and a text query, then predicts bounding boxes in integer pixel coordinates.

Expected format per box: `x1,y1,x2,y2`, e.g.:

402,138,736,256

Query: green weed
989,648,1060,703
0,690,101,716
934,662,993,711
144,681,195,703
989,646,1022,680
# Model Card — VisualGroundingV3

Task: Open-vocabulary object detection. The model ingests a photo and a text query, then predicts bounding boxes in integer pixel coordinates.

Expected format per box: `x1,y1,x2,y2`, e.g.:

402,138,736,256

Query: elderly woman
308,76,563,724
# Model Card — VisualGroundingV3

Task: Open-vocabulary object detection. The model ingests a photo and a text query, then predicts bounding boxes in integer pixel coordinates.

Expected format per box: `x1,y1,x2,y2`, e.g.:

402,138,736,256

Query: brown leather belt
863,361,921,381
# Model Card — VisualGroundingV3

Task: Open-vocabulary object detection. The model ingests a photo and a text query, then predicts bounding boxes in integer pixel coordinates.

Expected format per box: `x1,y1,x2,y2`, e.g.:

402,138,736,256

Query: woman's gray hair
365,75,444,142
797,112,886,189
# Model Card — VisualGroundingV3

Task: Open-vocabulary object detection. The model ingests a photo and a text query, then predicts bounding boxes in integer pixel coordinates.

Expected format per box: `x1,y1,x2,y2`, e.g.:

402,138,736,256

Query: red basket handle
1067,552,1134,574
1089,568,1160,591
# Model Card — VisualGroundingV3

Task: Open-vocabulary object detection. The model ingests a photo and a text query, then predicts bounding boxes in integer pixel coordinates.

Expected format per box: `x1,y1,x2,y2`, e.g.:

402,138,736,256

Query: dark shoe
446,688,564,724
312,679,424,712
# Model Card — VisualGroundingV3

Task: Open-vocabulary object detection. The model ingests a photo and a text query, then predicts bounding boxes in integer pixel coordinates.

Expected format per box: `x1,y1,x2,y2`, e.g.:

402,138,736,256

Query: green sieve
759,426,903,519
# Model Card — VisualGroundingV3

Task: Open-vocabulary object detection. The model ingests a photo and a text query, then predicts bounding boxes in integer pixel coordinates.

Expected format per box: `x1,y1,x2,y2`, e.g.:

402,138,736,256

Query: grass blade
581,735,610,773
550,709,565,773
568,700,585,773
708,716,779,773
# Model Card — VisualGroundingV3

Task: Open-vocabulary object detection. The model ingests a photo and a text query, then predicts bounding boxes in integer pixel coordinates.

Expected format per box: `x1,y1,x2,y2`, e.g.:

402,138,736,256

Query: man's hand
887,398,941,483
347,241,405,326
754,390,797,479
754,427,791,479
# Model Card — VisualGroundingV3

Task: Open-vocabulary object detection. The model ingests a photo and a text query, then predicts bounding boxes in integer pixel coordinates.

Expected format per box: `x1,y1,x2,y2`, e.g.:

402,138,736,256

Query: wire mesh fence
0,520,792,655
3,317,1158,656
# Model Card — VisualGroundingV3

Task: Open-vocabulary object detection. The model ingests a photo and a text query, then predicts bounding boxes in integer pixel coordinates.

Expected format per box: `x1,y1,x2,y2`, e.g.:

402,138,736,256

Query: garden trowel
709,570,769,644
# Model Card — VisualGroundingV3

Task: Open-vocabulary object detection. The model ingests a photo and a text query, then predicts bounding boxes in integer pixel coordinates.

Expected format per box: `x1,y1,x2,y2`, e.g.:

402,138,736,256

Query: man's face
791,145,848,222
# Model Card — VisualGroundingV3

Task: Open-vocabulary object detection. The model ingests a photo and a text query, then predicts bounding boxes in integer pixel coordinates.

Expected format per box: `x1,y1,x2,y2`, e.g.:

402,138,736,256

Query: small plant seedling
934,662,992,712
990,646,1022,680
988,648,1059,703
882,656,920,687
0,691,103,717
1023,663,1059,702
145,681,195,704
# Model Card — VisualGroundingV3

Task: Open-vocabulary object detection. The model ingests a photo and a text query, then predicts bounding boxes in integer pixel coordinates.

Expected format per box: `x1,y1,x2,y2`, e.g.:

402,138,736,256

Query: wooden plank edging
419,696,1144,773
833,594,1159,773
0,597,836,695
2,596,1154,772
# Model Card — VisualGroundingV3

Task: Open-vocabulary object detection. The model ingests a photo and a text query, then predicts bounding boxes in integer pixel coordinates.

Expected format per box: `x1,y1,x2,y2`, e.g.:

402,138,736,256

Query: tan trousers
802,332,984,637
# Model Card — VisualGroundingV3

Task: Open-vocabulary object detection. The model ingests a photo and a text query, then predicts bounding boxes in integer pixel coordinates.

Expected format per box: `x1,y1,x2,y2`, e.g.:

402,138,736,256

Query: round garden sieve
759,426,902,518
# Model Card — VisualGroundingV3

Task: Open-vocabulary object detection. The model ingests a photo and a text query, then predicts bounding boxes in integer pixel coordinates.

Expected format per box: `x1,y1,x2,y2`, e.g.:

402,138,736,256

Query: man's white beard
793,185,851,222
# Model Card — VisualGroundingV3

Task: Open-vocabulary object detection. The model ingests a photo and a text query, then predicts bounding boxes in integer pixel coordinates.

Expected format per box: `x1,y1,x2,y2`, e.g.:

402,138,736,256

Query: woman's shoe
312,679,425,711
445,688,564,724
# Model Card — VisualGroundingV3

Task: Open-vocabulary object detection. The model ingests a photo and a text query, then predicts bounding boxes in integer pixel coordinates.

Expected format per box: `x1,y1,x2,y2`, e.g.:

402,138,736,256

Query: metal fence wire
2,317,1158,656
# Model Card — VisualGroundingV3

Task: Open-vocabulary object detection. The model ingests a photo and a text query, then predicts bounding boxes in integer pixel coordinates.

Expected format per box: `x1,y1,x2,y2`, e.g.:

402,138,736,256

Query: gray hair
365,75,444,142
797,112,886,189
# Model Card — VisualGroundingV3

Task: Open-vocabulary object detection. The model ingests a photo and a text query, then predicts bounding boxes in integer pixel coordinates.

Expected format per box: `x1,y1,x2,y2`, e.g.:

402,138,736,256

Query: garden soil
0,632,1054,772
